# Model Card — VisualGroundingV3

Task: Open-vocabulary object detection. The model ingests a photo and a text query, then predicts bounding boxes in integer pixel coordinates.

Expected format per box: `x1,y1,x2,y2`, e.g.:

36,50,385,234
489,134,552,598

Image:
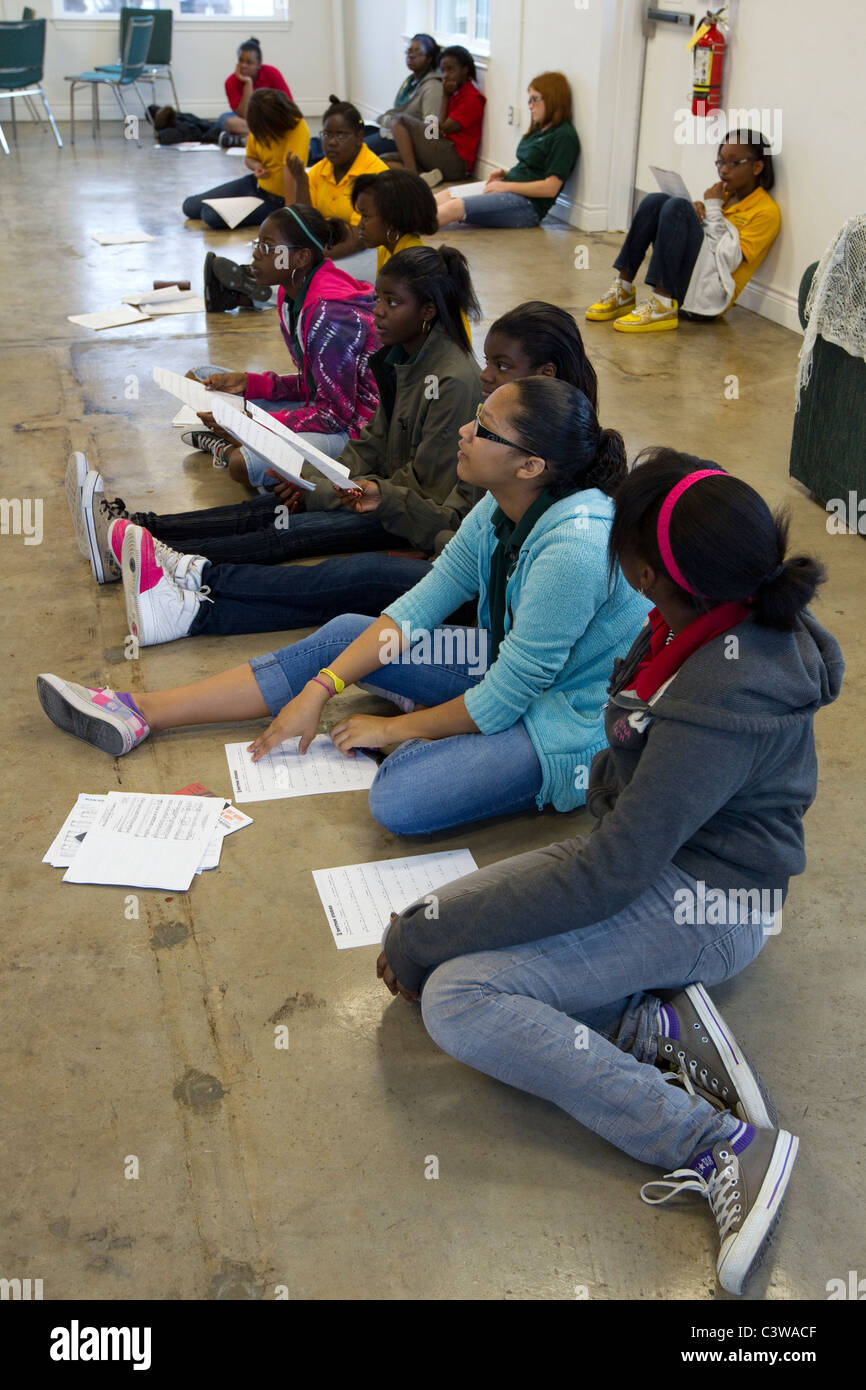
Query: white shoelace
640,1149,743,1239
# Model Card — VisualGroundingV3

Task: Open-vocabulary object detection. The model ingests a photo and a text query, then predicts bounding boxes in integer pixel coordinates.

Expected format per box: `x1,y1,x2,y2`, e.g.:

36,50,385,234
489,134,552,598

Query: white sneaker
151,535,208,591
65,452,90,558
81,471,121,583
119,523,211,647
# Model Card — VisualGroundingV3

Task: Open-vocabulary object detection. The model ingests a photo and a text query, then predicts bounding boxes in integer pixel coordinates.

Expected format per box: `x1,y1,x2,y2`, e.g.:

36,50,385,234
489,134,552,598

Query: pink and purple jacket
244,262,380,438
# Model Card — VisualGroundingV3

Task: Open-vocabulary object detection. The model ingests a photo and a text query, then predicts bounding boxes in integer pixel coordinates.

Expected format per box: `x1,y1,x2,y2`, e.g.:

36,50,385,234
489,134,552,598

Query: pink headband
656,469,725,595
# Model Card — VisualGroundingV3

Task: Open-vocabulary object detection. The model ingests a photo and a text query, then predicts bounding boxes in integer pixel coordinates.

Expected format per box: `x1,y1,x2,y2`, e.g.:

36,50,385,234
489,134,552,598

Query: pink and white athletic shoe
36,675,150,755
118,523,210,647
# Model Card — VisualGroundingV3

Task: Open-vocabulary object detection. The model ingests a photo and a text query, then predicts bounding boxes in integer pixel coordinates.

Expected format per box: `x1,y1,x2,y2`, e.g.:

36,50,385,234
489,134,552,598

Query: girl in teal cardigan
36,379,649,835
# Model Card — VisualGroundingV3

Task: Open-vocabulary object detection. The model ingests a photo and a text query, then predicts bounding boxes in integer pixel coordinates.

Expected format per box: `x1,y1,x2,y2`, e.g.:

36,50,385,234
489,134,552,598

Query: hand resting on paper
247,682,330,761
264,469,306,512
329,713,398,757
196,411,239,443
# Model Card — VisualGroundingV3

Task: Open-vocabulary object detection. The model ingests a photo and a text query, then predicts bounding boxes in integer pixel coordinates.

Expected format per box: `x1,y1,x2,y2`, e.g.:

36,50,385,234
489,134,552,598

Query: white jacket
682,199,743,315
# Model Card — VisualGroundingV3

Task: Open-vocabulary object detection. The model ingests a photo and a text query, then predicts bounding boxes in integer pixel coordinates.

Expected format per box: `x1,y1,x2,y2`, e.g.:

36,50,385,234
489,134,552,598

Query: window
433,0,490,51
55,0,280,17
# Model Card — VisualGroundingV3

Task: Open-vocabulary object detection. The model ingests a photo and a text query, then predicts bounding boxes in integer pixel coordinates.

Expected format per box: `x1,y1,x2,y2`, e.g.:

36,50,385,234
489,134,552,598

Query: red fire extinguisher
691,8,727,117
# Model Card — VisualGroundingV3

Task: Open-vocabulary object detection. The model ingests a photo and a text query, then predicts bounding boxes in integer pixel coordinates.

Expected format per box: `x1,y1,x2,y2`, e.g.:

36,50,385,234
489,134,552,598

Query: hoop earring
386,228,398,247
423,318,432,334
290,267,301,287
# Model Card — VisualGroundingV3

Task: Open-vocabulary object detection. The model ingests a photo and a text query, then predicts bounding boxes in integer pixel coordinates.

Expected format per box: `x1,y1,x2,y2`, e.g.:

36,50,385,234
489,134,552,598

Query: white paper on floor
201,196,264,229
447,180,488,198
68,307,151,330
43,793,106,868
313,849,479,949
62,792,226,891
163,142,223,152
225,735,377,804
123,287,206,316
90,231,157,244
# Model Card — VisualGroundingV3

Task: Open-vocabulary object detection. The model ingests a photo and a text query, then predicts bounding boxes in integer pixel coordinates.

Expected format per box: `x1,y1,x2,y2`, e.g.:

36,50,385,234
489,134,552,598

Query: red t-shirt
446,81,486,171
224,63,293,112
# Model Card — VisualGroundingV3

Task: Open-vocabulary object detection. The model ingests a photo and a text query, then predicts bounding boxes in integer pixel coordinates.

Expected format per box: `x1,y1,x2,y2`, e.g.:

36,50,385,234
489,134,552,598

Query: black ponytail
506,377,626,500
379,244,480,352
608,448,826,628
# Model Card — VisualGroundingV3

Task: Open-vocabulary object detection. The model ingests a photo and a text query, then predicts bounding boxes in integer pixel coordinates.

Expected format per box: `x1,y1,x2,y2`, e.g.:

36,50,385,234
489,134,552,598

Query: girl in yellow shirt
285,101,388,259
350,169,438,272
182,90,310,230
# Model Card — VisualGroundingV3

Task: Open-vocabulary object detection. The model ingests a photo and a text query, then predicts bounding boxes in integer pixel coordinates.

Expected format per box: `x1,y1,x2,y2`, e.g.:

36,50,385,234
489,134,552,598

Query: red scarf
626,602,751,701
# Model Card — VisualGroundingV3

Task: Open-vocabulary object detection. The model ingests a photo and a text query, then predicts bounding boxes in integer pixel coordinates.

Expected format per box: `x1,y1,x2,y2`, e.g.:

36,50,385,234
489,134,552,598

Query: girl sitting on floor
218,37,294,140
182,205,379,488
365,34,443,156
284,101,389,262
182,90,310,231
352,169,439,271
71,301,601,642
75,247,482,593
389,46,485,190
585,129,780,333
378,452,842,1297
435,72,579,230
40,378,649,840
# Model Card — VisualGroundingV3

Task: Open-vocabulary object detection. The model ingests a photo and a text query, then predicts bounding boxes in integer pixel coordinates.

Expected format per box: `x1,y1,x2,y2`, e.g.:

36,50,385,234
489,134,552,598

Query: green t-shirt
506,121,580,219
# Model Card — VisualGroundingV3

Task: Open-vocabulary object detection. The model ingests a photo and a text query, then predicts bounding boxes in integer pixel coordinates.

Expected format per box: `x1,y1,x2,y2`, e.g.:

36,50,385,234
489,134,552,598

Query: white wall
632,0,866,329
0,0,341,121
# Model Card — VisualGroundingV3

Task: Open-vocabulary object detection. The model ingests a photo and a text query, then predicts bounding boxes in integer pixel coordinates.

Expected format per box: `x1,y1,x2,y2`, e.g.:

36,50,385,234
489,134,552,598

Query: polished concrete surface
1,125,862,1302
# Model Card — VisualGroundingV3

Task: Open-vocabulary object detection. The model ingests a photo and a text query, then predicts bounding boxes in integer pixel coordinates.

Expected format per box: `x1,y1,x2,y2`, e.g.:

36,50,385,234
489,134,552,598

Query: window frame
429,0,491,59
51,0,289,22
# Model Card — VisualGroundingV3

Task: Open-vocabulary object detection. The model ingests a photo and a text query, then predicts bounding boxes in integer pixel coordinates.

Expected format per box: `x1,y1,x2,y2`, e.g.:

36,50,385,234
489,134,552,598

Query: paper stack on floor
45,792,252,890
123,286,206,316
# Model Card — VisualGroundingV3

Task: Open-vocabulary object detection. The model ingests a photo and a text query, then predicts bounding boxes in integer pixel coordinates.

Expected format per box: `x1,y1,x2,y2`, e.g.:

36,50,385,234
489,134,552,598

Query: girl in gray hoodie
381,449,844,1297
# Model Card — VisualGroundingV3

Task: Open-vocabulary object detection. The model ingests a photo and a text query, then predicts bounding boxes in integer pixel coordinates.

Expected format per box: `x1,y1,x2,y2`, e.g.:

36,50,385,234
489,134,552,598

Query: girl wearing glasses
587,130,780,332
181,89,310,231
180,205,379,489
41,378,648,843
283,101,389,262
365,34,443,157
435,73,579,231
380,456,842,1297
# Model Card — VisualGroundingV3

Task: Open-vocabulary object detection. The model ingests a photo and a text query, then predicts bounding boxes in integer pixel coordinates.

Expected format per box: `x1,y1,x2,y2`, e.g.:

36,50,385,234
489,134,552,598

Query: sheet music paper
211,397,314,489
62,792,226,891
245,402,354,487
649,166,692,201
225,736,377,804
313,849,479,949
201,196,264,229
153,366,245,417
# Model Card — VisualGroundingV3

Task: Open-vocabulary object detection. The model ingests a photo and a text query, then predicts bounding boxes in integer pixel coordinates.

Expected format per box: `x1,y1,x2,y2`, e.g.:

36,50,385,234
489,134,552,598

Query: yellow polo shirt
722,186,781,302
246,119,311,198
308,144,389,225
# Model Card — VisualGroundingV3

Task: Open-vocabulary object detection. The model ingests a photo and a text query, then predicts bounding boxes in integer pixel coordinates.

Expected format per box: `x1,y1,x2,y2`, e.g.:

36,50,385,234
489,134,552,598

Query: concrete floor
1,124,862,1303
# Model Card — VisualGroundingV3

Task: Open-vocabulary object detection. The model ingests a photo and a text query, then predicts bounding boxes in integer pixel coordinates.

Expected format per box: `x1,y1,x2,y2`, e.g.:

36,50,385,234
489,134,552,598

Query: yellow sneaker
613,296,679,332
585,279,636,321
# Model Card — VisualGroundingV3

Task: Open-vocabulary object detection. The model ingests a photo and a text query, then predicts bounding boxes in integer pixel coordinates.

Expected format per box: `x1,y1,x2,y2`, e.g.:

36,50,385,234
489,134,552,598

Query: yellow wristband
318,667,345,695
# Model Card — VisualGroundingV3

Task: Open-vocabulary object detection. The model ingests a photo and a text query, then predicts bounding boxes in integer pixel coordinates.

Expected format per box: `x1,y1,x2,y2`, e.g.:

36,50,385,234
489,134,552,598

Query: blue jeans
249,612,543,834
419,861,768,1168
460,191,541,228
190,553,434,636
364,131,398,156
190,364,349,489
614,193,705,305
182,172,283,229
216,110,240,131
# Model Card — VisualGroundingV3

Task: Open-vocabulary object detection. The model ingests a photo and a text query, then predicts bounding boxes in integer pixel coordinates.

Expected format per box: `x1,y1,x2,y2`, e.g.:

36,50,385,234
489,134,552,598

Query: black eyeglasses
474,403,533,452
249,239,304,256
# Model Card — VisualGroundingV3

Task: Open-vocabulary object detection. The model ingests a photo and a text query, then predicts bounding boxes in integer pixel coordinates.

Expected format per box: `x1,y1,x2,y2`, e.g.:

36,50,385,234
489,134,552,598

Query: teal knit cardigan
383,489,651,812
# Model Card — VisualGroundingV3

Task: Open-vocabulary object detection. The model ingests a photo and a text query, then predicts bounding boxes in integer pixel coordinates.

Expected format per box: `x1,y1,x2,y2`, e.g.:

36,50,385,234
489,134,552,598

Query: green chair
65,13,154,146
96,7,178,110
0,18,62,154
789,259,866,516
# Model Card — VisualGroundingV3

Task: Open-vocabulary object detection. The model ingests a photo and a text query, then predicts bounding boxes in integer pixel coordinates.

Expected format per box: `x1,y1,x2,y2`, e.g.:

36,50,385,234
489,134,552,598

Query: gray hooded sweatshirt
383,609,845,993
